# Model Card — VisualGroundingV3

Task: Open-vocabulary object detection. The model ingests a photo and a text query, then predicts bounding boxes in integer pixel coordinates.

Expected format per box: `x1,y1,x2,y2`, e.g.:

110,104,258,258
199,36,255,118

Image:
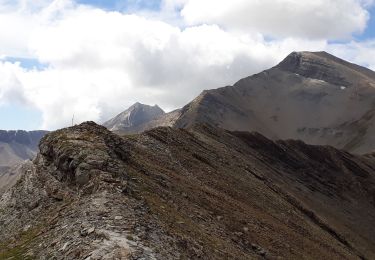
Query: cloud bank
180,0,372,39
0,0,374,129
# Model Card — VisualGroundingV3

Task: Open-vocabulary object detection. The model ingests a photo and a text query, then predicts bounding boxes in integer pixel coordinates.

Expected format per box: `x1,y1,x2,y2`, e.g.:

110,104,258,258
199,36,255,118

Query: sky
0,0,375,130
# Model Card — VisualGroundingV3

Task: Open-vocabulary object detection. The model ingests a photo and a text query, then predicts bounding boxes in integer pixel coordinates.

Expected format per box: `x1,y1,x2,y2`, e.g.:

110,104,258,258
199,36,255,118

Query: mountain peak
277,51,337,71
276,50,375,86
103,103,165,132
131,102,146,108
130,102,161,110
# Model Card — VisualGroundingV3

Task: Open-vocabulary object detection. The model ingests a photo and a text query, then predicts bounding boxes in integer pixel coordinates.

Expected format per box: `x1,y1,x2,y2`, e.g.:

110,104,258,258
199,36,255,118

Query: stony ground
0,122,375,259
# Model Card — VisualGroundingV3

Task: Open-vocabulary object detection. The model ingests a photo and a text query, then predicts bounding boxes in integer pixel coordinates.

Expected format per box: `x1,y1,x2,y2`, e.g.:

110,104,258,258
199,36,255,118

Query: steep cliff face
174,51,375,154
1,122,374,259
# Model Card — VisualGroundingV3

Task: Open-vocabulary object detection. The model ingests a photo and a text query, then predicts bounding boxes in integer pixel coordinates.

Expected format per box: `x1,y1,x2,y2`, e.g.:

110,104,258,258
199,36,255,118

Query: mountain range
0,130,48,194
1,51,375,259
0,130,47,171
105,51,375,154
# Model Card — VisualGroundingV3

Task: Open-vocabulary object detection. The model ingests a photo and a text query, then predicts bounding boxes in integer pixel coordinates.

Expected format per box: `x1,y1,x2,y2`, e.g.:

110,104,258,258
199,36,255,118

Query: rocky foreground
1,122,375,259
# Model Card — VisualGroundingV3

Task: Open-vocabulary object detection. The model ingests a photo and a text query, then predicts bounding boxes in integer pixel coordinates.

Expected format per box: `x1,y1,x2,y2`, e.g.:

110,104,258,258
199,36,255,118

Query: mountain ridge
104,51,375,155
1,121,374,259
173,51,375,154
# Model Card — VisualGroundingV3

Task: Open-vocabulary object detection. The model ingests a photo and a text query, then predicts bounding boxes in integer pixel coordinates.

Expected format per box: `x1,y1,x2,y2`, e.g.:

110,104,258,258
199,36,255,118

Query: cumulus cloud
0,62,28,105
24,8,306,128
180,0,372,40
328,40,375,70
0,0,374,129
0,10,37,57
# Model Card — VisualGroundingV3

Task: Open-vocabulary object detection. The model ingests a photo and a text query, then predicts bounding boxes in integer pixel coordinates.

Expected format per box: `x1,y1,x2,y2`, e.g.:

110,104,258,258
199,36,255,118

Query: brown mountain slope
1,122,374,259
174,51,375,154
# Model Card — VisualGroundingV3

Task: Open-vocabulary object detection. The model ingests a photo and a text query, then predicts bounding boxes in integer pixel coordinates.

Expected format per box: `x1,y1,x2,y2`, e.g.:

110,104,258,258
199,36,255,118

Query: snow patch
309,78,326,84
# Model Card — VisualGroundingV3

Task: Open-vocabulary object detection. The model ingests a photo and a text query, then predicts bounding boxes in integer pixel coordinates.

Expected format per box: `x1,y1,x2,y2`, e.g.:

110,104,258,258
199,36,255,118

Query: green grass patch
0,226,42,260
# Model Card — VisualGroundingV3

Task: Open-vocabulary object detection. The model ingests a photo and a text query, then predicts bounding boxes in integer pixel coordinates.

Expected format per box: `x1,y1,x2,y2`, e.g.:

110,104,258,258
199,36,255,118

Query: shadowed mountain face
175,51,375,154
1,122,375,259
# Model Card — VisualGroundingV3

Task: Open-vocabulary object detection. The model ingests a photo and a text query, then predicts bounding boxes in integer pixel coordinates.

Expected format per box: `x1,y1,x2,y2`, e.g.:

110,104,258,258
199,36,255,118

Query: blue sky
356,6,375,40
76,0,161,12
3,57,48,70
1,0,375,130
0,104,42,130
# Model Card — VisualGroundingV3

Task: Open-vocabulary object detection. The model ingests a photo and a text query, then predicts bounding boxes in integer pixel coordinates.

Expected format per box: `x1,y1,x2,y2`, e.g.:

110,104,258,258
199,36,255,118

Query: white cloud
0,11,37,57
180,0,371,40
0,0,374,129
21,7,291,128
0,62,27,105
328,40,375,70
0,0,74,58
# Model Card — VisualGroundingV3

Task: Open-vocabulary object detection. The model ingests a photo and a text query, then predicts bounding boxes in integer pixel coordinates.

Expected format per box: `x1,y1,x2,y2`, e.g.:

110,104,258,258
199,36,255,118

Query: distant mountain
0,130,48,172
103,102,166,133
0,163,28,195
174,51,375,154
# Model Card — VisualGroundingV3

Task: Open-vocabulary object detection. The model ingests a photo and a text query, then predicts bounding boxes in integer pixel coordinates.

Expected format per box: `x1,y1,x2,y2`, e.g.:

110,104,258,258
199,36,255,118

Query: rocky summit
1,121,375,259
103,103,166,133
